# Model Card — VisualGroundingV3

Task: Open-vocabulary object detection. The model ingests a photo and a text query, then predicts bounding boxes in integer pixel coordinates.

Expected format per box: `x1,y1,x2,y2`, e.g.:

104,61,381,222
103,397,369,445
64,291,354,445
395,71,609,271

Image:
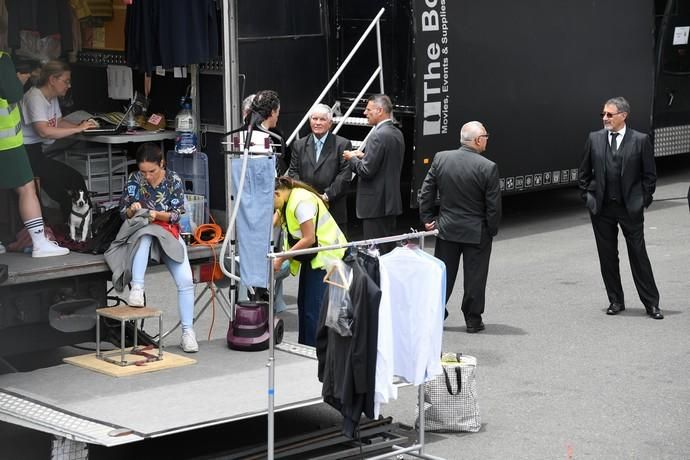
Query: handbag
416,353,481,432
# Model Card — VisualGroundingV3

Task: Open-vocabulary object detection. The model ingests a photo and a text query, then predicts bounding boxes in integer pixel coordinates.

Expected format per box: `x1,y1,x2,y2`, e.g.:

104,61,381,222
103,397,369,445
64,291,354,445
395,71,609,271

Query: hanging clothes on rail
374,245,445,417
5,0,74,60
316,250,381,439
125,0,220,72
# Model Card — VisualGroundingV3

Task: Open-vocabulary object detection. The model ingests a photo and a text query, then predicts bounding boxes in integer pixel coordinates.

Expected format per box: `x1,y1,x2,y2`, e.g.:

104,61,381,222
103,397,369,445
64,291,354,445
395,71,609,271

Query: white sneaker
181,329,199,353
31,239,69,258
128,284,145,307
0,241,6,254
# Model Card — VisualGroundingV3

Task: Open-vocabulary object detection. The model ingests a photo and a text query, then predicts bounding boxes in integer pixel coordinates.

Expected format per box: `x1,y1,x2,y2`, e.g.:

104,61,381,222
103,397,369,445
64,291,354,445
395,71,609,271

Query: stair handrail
285,7,386,147
333,66,380,135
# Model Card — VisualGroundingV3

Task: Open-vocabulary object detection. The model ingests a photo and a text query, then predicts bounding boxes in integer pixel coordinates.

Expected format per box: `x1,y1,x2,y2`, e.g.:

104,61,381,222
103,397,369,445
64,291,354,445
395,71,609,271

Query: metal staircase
285,8,387,151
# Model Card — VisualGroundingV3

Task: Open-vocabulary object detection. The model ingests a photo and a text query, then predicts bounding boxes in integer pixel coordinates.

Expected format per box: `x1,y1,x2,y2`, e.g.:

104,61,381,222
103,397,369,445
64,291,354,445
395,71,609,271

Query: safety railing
285,7,386,147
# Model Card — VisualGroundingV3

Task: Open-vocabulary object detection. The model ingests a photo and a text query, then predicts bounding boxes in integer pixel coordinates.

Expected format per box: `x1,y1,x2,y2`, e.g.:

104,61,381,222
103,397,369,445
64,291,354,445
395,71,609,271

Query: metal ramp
0,340,323,458
0,390,141,447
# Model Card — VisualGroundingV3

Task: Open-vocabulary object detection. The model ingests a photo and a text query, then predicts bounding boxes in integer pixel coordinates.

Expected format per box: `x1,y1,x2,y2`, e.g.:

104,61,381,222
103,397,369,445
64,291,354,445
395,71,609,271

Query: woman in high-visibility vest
19,60,98,221
273,176,347,346
0,51,69,257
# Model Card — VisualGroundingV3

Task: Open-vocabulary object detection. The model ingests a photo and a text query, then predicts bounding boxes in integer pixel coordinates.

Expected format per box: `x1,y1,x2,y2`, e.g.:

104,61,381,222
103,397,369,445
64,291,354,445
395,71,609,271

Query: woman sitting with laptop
20,60,98,221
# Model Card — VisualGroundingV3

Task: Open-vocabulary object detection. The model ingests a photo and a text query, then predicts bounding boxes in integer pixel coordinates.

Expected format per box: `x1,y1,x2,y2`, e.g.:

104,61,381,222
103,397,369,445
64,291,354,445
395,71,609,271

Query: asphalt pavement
83,154,690,459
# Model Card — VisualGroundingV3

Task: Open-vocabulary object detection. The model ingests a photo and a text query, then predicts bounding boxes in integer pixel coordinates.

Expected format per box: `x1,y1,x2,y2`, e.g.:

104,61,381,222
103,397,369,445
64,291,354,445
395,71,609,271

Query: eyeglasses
477,134,490,140
600,111,623,118
57,78,71,86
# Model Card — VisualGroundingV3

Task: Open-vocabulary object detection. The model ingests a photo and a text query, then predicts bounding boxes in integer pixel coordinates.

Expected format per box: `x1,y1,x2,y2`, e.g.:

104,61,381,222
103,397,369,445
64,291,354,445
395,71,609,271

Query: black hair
135,142,164,165
250,90,280,121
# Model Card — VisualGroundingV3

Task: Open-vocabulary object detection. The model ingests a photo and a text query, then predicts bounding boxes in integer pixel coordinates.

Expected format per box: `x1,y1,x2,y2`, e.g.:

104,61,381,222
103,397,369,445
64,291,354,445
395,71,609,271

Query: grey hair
460,121,486,145
241,94,255,116
605,96,631,114
309,103,333,121
368,94,393,114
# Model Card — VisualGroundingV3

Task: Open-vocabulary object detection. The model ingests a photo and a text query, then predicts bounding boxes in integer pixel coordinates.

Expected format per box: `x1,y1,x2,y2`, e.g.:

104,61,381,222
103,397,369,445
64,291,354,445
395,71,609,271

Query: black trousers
590,201,659,308
362,215,397,254
26,143,87,221
434,231,493,327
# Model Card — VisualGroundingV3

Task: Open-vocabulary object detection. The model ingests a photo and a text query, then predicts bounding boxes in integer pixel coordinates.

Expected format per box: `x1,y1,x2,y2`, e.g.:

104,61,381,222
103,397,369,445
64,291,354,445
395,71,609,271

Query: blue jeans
297,263,327,346
273,260,290,313
131,235,195,328
230,156,275,289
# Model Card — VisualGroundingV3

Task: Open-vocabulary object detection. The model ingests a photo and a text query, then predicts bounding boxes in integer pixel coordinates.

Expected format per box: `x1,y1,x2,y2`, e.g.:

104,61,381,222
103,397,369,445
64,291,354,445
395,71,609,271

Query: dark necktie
610,132,619,155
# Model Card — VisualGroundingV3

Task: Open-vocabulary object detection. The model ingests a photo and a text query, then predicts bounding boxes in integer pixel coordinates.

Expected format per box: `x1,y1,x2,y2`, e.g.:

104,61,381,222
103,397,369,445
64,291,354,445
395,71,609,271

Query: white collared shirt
609,125,626,150
312,132,328,161
375,118,393,129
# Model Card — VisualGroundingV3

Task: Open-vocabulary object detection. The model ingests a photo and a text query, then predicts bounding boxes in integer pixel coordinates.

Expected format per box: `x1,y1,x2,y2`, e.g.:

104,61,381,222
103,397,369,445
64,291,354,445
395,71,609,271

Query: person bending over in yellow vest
272,176,347,346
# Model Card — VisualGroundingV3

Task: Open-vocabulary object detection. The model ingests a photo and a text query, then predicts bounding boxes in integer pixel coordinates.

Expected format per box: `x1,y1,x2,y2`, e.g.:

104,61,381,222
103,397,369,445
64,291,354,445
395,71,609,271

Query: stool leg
158,315,163,360
96,313,101,359
120,319,126,365
134,319,139,349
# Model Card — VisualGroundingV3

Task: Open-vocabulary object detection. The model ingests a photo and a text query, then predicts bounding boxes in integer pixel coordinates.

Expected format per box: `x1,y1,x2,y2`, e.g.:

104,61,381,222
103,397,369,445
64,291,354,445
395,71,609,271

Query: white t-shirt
20,86,61,146
289,200,317,238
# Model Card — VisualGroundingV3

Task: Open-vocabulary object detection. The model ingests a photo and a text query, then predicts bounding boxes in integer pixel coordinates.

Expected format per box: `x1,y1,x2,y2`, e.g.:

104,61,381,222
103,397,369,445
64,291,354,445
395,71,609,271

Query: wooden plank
64,349,195,377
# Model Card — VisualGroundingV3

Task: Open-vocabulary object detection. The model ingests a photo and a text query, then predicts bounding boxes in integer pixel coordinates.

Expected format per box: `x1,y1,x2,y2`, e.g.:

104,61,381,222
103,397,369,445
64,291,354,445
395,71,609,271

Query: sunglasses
600,111,623,118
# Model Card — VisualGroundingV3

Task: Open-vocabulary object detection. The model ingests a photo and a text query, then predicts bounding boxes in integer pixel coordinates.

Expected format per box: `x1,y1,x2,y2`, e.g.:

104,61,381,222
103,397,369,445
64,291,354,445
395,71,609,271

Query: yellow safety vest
0,52,24,151
283,187,347,275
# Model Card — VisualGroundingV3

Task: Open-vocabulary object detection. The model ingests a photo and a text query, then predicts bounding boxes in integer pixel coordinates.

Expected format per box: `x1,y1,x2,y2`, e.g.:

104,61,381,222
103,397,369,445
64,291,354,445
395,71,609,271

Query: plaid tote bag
416,353,481,432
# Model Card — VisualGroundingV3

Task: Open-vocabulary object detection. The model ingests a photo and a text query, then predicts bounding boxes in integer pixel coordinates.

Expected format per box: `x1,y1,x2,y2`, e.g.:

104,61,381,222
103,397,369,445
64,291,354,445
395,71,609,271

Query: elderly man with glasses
419,121,502,332
578,96,663,320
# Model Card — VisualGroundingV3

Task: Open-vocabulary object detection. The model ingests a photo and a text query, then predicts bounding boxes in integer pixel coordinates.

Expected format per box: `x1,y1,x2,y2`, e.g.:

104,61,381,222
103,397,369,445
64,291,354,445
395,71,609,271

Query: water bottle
174,97,197,154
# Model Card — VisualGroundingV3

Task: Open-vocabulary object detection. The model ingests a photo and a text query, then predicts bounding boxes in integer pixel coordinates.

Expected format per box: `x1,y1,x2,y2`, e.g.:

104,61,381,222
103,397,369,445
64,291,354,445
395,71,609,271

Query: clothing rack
266,229,445,460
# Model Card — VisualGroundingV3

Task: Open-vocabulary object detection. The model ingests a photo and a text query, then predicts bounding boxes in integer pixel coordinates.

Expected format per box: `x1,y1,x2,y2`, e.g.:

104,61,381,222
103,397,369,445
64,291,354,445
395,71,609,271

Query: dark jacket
419,146,502,244
578,127,656,217
288,132,352,224
349,120,404,219
104,210,185,292
316,253,381,438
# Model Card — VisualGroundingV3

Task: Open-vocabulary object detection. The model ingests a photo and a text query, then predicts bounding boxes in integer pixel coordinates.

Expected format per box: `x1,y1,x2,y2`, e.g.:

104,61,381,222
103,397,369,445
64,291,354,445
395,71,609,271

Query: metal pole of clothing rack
265,229,445,460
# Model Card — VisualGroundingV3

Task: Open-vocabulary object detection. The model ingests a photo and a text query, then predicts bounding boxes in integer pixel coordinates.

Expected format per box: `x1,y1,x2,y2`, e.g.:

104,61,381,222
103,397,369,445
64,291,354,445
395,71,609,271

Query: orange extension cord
191,216,225,340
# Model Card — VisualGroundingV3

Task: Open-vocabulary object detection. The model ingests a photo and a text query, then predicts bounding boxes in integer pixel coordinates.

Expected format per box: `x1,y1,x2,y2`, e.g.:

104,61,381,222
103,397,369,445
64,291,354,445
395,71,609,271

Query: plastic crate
184,193,206,229
167,151,209,222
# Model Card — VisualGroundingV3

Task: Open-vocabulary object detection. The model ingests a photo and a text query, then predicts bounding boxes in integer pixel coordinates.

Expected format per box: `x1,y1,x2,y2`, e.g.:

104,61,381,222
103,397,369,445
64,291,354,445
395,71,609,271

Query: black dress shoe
466,323,485,333
646,306,664,320
606,303,625,315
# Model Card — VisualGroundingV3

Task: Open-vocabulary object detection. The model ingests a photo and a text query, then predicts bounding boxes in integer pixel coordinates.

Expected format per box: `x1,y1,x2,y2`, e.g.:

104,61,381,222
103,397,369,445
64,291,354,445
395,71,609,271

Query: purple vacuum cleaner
227,301,284,351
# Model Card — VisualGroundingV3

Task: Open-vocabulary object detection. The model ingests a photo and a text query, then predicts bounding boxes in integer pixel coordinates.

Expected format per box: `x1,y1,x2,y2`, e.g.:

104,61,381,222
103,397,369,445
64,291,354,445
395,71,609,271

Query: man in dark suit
343,94,404,252
288,104,352,230
578,96,663,319
419,121,501,333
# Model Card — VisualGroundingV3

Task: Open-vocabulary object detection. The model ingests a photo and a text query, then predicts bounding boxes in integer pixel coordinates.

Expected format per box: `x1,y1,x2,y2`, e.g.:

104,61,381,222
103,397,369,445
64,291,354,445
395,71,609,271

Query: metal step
351,140,364,150
332,116,369,127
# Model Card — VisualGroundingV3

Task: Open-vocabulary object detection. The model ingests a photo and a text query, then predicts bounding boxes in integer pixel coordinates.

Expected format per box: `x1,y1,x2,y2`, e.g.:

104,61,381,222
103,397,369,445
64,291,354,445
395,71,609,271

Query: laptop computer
82,102,136,135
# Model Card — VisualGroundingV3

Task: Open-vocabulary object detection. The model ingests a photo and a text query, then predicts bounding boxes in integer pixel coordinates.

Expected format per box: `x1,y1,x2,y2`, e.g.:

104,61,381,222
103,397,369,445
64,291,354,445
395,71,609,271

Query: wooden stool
96,306,163,366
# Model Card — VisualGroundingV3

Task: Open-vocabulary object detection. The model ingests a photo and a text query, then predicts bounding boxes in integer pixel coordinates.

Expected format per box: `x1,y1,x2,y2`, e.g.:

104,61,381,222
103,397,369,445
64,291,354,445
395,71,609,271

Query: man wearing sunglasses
578,96,662,320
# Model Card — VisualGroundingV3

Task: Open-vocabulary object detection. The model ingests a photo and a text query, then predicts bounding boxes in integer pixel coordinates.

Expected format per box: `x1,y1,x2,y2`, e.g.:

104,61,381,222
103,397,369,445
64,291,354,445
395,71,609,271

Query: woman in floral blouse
119,143,198,353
